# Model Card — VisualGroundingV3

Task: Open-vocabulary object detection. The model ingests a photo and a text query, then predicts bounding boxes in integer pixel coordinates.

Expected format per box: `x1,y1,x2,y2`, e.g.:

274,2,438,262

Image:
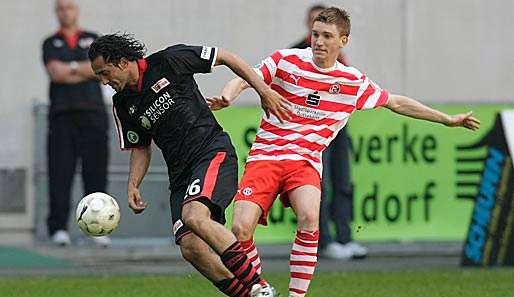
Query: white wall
0,0,512,179
404,0,514,102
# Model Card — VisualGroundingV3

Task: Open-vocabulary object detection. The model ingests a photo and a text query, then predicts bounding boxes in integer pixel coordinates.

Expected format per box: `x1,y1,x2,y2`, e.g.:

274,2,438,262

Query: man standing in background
291,4,367,260
42,0,110,247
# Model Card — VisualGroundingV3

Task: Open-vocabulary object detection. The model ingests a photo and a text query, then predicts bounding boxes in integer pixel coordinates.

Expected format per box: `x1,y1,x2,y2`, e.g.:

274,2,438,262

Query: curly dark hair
88,33,146,65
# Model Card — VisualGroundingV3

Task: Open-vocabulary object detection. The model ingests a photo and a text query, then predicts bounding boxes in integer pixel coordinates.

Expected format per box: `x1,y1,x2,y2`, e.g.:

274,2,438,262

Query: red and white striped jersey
249,47,389,175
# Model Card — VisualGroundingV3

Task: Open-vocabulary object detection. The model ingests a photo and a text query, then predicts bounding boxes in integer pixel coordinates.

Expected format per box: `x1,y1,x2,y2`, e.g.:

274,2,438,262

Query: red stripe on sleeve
270,51,283,65
375,90,390,107
356,83,376,110
259,64,272,85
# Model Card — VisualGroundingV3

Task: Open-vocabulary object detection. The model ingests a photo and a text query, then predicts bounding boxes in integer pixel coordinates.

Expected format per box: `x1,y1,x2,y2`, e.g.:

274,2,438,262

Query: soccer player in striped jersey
208,7,480,297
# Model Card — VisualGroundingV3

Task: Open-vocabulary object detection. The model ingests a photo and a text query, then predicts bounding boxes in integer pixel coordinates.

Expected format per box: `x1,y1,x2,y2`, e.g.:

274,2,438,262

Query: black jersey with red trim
42,30,104,114
112,44,229,184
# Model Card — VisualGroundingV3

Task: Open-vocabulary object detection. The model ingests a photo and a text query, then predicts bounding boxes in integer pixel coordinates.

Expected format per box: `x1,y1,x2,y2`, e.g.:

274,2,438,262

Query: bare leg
289,185,321,231
179,233,251,297
231,200,261,241
182,200,263,289
232,200,263,273
179,232,233,282
182,201,239,254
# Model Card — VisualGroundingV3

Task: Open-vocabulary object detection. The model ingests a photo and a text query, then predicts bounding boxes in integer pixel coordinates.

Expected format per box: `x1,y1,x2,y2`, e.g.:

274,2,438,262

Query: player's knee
231,220,253,240
182,215,207,233
180,245,202,263
179,235,205,263
296,209,319,229
182,202,210,232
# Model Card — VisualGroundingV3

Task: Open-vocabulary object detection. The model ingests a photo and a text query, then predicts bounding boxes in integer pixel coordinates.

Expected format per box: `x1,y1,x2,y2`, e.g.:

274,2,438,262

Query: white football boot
343,241,368,259
92,235,112,248
51,230,71,247
319,242,352,260
250,282,277,297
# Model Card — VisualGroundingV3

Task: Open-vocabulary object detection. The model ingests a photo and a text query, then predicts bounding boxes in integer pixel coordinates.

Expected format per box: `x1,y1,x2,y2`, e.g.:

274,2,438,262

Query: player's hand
206,96,231,111
127,187,148,214
259,89,291,123
445,111,481,131
46,60,68,77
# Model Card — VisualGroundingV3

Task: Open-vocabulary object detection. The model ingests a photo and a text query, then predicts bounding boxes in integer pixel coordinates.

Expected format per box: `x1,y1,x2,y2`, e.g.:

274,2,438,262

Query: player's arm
385,94,480,131
74,61,97,79
127,145,152,214
213,49,290,122
45,60,95,84
206,77,249,111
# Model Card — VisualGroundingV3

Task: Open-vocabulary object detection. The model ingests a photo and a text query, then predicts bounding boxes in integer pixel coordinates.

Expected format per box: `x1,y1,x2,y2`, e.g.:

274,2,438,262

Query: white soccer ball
76,192,120,237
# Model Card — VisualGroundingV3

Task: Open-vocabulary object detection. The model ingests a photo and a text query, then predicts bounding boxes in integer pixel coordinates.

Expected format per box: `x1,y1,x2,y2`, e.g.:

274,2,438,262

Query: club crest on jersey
151,77,170,93
306,92,321,106
52,39,64,48
140,116,151,130
242,187,253,196
127,131,139,144
329,82,341,94
78,37,95,49
128,105,137,115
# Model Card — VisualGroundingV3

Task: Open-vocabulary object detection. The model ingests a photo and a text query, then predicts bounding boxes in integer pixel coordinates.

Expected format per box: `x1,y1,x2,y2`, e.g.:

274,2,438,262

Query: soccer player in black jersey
88,34,288,297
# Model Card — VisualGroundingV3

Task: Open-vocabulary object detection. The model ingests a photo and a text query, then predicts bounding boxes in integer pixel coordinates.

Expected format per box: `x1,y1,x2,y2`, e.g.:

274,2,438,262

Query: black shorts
170,136,238,244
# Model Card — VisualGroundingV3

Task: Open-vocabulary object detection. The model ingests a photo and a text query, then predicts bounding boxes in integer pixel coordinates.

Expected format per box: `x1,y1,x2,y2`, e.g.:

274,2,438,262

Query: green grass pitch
1,269,513,297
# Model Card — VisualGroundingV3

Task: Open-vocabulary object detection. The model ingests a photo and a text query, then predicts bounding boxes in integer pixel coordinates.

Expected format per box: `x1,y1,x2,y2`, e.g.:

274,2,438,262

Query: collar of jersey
56,28,83,49
136,58,148,93
310,55,338,72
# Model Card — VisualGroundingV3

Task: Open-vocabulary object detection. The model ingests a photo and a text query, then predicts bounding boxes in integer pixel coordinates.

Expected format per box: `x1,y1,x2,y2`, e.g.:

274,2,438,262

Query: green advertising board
214,104,514,243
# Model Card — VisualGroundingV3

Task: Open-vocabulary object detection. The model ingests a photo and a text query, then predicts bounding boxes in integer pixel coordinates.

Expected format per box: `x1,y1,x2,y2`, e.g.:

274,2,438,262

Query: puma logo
289,74,300,85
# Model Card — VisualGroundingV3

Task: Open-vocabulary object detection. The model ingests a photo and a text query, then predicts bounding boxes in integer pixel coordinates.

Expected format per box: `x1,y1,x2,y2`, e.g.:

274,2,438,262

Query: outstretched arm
206,77,249,111
45,60,96,84
127,145,152,214
385,94,480,131
212,49,290,121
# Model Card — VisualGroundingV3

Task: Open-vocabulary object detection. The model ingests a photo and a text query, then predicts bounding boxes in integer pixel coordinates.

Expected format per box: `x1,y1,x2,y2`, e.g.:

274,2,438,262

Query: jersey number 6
184,179,202,199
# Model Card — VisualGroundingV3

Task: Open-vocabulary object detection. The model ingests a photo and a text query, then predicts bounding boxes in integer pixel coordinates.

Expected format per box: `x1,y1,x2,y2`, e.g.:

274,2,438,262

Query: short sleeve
42,38,60,65
355,75,389,110
112,105,152,150
253,50,282,85
163,44,218,75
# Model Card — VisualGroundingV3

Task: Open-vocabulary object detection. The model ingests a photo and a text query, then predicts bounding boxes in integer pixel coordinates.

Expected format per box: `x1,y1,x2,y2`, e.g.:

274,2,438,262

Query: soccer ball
76,192,120,236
